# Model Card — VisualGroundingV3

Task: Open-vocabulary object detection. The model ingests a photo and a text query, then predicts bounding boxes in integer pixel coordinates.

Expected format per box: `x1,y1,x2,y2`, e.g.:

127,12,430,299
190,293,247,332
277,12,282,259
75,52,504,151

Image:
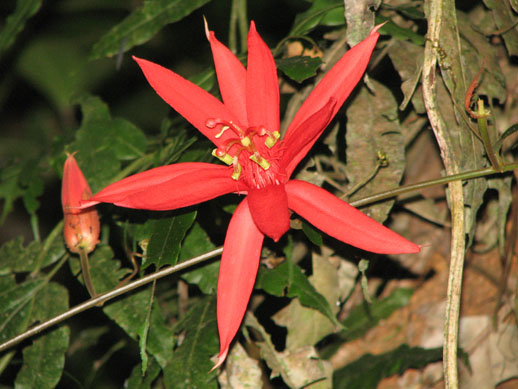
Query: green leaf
0,238,42,275
70,245,174,368
0,276,42,345
180,222,219,294
376,16,425,46
276,56,323,83
15,283,70,389
290,0,344,36
70,95,147,192
3,229,66,274
164,295,218,389
0,164,24,224
381,3,425,19
256,251,341,329
126,357,161,389
145,210,197,268
91,0,213,59
0,0,43,57
137,283,156,375
302,220,323,246
16,37,97,111
0,160,44,223
333,344,443,388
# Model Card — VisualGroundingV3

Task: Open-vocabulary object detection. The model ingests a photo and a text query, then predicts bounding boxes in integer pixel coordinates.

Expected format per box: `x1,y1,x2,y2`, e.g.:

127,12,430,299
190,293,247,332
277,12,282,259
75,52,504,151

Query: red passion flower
84,22,420,368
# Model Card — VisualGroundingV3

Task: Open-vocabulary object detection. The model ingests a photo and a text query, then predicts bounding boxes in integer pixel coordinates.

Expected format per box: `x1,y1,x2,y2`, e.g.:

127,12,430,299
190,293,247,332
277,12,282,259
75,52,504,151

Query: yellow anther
212,149,234,165
250,154,270,170
265,131,281,148
215,126,230,138
231,162,242,180
240,136,251,147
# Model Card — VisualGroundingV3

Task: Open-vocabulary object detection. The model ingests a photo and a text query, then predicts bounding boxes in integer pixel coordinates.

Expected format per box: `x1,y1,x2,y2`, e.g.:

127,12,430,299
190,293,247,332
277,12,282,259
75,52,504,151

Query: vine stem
423,0,466,386
0,247,223,353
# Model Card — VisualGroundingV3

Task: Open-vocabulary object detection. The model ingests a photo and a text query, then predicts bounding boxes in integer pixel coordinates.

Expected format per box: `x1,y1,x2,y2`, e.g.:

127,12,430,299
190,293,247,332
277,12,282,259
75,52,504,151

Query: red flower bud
62,154,100,254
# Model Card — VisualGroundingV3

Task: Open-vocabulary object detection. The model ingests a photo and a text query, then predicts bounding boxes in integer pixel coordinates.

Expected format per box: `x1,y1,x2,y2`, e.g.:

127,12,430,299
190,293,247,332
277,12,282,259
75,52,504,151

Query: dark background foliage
1,0,517,388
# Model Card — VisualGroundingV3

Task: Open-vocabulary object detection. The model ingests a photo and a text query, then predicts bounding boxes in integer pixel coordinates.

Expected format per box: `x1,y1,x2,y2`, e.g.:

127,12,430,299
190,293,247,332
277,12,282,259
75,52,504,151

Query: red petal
246,21,280,132
215,199,264,368
62,154,93,212
206,25,247,126
284,28,380,162
286,180,420,254
88,163,247,210
133,56,239,148
247,184,290,242
281,98,336,177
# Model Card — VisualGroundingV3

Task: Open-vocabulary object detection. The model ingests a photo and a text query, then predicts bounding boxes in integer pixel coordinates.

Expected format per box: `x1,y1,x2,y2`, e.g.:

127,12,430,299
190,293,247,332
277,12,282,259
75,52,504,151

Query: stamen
265,131,280,148
250,154,270,170
240,136,251,147
211,149,234,165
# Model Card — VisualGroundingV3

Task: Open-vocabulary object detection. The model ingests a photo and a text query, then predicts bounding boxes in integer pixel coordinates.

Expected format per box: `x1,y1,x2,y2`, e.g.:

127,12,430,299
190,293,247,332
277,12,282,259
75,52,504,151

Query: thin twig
0,247,223,353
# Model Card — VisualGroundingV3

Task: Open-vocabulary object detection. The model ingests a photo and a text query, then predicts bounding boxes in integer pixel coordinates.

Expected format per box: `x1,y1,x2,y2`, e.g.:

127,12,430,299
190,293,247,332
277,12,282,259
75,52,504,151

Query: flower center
206,118,280,182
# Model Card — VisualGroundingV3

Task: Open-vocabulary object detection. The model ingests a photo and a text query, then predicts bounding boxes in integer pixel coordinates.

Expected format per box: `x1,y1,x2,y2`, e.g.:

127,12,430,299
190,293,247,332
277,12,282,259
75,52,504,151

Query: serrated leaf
0,238,42,275
180,222,219,294
0,0,43,57
256,249,341,329
0,228,66,274
333,344,443,388
69,245,174,368
345,80,406,223
164,295,218,389
0,276,42,345
145,210,197,268
15,283,70,389
105,296,174,369
91,0,212,59
277,56,323,83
